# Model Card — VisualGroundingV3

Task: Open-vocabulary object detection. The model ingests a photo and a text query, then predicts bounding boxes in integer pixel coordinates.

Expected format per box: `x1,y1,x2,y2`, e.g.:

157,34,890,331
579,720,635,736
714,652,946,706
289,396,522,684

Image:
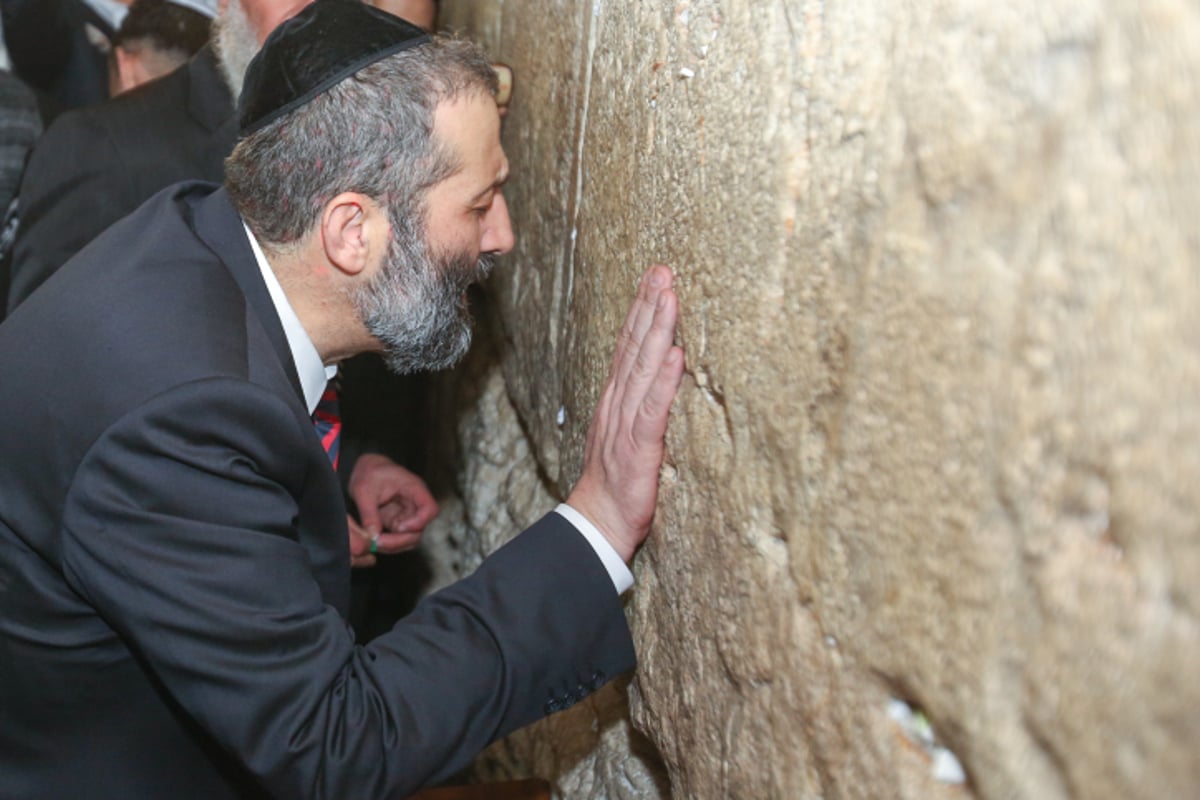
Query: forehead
430,91,508,196
238,0,311,39
369,0,436,30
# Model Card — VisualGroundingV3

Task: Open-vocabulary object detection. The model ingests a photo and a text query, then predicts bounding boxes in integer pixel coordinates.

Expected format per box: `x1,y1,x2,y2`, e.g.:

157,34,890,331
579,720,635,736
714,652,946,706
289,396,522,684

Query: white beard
213,0,259,100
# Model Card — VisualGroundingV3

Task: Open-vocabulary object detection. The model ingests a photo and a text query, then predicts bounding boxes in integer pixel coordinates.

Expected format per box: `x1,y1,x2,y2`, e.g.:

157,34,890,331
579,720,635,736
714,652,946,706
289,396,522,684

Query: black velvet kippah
237,0,432,136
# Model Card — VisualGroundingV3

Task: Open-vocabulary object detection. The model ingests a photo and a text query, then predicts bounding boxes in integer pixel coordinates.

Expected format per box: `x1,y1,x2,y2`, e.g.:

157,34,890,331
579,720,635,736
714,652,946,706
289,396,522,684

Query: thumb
346,514,371,555
352,489,383,537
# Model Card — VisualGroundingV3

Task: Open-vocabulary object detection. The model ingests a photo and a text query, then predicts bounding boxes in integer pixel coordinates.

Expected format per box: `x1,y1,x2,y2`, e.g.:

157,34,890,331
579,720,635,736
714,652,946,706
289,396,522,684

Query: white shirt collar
243,223,337,415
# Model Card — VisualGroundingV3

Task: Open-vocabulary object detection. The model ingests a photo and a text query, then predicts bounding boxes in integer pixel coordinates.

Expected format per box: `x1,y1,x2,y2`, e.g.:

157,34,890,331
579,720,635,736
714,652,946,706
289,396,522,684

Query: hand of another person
567,265,685,562
347,453,439,568
348,515,379,569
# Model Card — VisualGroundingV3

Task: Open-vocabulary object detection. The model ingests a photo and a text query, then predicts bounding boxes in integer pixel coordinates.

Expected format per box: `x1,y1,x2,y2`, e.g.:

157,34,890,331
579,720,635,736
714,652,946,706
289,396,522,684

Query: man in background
1,0,119,114
108,0,213,95
4,0,282,311
3,0,434,306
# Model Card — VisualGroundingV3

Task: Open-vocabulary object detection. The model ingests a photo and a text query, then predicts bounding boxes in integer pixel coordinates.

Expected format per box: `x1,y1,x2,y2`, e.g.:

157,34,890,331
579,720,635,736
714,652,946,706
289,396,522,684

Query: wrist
565,485,637,563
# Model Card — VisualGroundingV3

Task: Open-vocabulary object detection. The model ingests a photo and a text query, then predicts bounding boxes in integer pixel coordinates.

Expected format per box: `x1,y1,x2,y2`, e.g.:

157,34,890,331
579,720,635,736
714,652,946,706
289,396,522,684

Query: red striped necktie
312,385,341,469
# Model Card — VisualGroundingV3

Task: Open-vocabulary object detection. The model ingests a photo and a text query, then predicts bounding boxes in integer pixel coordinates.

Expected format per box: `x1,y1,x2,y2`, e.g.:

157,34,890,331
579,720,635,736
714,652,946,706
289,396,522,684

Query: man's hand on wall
347,453,440,568
568,265,685,563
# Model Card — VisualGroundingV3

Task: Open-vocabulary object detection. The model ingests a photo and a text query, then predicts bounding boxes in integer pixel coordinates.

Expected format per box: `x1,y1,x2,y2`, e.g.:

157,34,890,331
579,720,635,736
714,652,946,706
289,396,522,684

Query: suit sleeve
60,377,635,798
7,110,137,312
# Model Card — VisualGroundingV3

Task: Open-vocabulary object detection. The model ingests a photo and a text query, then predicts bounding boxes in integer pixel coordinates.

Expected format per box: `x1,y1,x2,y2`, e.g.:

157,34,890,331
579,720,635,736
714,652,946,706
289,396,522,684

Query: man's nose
481,193,515,256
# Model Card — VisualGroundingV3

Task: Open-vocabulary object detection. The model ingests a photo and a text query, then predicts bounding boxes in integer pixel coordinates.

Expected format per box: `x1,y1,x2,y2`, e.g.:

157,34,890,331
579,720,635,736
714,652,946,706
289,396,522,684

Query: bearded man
5,0,440,573
0,1,685,797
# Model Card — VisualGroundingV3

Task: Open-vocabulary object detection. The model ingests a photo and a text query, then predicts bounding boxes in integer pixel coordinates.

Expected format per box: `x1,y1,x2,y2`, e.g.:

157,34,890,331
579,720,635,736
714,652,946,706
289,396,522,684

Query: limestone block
433,0,1200,797
421,334,671,798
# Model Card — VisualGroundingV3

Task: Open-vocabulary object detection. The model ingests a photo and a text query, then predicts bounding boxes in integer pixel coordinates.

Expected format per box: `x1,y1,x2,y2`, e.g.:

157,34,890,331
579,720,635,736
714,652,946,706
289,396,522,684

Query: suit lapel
186,186,305,402
184,185,351,613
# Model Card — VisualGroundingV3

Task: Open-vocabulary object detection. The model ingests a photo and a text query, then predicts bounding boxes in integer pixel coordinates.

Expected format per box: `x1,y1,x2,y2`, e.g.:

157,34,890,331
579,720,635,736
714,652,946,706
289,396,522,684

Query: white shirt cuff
553,503,634,595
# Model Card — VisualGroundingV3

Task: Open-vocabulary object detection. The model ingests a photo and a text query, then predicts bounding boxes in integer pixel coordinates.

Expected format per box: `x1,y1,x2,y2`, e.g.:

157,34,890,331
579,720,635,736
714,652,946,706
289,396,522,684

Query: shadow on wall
418,288,675,797
472,677,672,798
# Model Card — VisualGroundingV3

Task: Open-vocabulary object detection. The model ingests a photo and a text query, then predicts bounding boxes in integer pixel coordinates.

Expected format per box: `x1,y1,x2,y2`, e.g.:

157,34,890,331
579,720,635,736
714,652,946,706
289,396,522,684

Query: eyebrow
469,165,510,204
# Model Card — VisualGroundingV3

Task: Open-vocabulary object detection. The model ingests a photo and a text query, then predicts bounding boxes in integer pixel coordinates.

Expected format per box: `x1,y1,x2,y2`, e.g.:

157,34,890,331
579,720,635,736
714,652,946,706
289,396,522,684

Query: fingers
610,266,673,397
347,515,377,568
349,506,426,564
632,345,685,443
349,530,417,563
349,455,439,541
347,514,369,552
351,485,384,537
566,264,684,562
380,481,438,533
371,530,423,553
620,282,680,428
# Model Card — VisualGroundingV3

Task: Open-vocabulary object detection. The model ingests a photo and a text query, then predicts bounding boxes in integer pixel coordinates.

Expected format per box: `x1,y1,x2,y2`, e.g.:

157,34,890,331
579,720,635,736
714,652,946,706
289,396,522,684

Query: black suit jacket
5,46,235,314
0,183,635,799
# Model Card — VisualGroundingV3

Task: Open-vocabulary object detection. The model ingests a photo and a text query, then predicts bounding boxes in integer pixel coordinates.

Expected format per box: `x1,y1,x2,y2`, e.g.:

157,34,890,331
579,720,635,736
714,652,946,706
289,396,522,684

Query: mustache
439,249,496,294
475,252,496,281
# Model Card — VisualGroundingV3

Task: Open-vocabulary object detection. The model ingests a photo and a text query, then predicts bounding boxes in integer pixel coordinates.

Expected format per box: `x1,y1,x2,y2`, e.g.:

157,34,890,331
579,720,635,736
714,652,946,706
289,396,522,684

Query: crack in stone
561,0,603,337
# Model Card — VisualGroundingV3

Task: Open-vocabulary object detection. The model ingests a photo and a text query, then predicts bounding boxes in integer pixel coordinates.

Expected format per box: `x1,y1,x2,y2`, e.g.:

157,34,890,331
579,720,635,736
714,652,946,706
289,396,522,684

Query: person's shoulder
0,71,38,110
28,64,195,171
21,102,110,176
95,63,195,122
0,72,42,144
39,59,192,143
112,46,229,120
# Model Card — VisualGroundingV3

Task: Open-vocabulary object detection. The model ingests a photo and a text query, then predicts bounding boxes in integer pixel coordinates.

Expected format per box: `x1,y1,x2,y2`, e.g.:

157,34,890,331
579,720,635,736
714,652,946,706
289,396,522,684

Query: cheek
424,214,480,260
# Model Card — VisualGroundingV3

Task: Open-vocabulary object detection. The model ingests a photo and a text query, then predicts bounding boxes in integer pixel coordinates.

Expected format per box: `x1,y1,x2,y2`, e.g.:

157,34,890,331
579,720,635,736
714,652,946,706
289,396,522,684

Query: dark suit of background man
0,2,686,798
4,0,241,313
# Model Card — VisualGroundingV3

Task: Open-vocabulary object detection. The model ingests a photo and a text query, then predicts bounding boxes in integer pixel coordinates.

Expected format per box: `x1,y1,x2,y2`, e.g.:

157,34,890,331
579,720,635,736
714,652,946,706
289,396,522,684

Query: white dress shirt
243,224,634,594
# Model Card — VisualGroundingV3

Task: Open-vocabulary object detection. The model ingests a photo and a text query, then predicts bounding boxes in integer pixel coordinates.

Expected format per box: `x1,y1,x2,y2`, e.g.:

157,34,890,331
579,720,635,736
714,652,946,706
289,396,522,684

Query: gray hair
224,36,498,250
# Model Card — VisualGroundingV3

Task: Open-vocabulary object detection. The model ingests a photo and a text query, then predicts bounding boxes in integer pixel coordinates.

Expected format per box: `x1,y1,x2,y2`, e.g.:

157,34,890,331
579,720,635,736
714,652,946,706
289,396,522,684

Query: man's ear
320,192,387,277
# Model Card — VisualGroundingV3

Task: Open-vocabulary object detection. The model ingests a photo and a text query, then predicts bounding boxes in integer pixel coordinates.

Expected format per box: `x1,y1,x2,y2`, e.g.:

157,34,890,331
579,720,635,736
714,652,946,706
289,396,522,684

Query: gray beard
354,228,495,376
213,0,258,100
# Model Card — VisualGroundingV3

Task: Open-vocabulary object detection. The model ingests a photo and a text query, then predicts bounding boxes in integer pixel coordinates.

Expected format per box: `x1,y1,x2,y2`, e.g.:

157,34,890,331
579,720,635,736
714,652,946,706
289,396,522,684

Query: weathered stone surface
420,329,672,798
430,0,1200,797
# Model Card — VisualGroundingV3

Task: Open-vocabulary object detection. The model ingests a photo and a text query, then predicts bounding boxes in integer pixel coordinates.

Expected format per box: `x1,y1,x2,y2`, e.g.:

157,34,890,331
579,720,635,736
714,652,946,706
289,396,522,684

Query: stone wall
425,1,1200,797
